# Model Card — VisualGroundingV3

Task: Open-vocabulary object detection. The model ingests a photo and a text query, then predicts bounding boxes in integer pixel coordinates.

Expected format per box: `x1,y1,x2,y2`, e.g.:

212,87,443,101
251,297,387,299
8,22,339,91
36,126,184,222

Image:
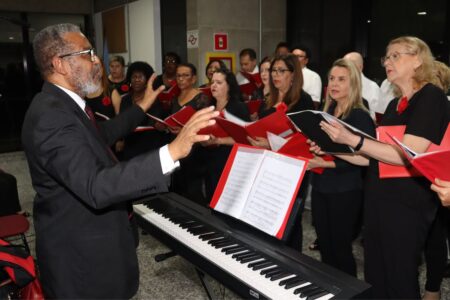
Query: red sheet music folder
377,123,450,178
389,135,450,182
276,132,334,174
209,144,308,239
147,106,196,129
215,110,295,144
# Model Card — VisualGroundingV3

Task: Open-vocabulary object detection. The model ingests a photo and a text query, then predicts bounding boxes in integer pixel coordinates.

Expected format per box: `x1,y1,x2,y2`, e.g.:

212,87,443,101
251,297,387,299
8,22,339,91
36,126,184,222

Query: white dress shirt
302,67,322,103
54,84,179,175
377,79,395,114
236,65,259,85
361,73,380,118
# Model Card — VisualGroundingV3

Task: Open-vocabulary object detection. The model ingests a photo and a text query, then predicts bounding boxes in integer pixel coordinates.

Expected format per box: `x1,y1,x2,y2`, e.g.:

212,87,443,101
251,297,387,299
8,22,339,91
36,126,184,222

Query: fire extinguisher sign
214,33,228,51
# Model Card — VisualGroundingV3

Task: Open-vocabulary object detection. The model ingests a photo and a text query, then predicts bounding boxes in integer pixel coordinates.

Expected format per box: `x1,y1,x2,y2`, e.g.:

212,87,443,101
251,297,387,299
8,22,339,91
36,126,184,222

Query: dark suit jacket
21,82,169,299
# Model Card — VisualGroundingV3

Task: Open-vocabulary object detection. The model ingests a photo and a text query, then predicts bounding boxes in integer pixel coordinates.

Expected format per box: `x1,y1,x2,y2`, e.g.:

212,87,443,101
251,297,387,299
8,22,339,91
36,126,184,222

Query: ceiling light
417,11,427,15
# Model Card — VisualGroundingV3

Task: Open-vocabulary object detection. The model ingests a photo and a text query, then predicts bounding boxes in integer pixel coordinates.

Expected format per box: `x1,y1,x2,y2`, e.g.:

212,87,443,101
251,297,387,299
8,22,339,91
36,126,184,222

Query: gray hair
33,23,81,78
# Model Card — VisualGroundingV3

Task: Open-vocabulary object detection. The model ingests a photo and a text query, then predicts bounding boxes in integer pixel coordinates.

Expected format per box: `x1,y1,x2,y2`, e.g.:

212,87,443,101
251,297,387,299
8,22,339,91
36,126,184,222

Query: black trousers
311,189,362,276
424,206,448,292
0,171,21,216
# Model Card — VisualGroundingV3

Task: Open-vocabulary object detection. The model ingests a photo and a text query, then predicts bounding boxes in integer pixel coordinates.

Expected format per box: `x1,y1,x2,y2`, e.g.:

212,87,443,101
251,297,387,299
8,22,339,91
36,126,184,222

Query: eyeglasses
176,73,192,79
380,52,414,66
295,54,306,58
59,48,96,62
270,68,291,75
165,58,177,64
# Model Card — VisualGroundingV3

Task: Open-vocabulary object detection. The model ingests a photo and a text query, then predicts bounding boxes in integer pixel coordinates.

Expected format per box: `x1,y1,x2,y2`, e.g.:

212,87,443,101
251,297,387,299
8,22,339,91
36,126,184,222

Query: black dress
204,100,251,201
108,78,129,96
170,93,211,205
258,90,315,251
364,83,448,299
85,93,115,122
119,93,168,160
311,104,375,276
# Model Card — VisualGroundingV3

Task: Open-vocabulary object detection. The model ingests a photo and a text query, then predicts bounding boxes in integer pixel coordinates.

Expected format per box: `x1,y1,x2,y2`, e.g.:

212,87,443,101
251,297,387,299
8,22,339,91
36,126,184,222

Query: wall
0,0,91,14
94,0,162,73
187,0,286,85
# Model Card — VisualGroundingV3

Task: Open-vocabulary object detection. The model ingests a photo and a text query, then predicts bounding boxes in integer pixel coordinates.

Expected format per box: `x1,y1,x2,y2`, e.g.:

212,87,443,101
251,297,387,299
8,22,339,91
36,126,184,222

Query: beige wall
94,0,162,72
187,0,286,85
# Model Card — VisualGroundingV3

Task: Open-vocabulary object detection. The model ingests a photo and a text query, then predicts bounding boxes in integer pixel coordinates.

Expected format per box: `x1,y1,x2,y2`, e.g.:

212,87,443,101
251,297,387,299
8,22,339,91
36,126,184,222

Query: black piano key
199,232,224,241
234,251,257,260
221,245,243,253
180,221,202,229
279,275,300,286
264,268,284,278
252,261,276,271
213,240,237,249
224,246,248,255
239,254,263,263
187,226,214,235
231,251,251,259
285,278,308,289
293,284,313,295
248,259,269,268
306,290,330,300
296,285,319,297
208,238,229,245
260,266,280,275
269,272,292,281
236,253,260,262
301,286,322,298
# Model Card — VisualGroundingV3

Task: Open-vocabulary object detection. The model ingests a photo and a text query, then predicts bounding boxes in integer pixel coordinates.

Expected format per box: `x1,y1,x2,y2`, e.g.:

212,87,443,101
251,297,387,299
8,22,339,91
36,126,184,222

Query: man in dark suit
21,23,217,299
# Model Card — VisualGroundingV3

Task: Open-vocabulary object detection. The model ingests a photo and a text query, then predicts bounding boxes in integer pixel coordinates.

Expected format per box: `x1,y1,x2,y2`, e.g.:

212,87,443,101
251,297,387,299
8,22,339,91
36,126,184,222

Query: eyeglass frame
270,68,291,76
59,48,96,62
380,51,414,66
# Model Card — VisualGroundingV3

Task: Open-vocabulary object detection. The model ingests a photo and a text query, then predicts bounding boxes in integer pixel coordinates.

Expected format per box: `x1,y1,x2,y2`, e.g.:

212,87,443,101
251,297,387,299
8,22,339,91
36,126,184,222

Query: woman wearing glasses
248,54,314,251
170,63,211,204
307,58,375,277
313,37,448,298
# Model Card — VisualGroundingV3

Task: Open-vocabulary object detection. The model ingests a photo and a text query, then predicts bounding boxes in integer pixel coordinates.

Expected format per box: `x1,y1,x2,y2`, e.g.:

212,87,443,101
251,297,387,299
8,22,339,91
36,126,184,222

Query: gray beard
68,62,102,97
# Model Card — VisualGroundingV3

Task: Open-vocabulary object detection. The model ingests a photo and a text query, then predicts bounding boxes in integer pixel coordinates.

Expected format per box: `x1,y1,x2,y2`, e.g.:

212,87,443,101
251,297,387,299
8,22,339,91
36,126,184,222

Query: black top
108,78,129,96
311,104,375,193
204,100,251,199
119,93,167,160
85,93,115,122
258,89,314,118
171,92,211,113
367,83,448,212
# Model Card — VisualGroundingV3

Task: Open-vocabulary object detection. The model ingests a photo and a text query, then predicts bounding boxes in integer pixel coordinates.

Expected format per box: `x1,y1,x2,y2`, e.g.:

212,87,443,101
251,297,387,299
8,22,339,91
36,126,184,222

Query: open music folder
377,123,450,178
146,106,196,130
214,110,295,144
287,110,376,154
209,144,308,239
388,134,450,182
268,132,334,174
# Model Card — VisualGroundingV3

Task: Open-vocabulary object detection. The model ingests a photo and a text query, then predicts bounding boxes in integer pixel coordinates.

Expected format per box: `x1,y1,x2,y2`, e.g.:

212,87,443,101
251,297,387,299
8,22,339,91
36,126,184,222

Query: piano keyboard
134,193,370,299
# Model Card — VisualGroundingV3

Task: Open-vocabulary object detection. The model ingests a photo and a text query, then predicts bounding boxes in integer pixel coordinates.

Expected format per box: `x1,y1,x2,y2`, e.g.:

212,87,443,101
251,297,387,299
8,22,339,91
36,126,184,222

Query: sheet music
223,110,253,126
240,152,306,236
267,132,287,151
214,148,264,218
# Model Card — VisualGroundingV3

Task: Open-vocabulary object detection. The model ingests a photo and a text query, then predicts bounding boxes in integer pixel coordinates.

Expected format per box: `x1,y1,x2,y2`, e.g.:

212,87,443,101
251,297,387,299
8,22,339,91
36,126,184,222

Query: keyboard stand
196,268,217,300
154,250,178,262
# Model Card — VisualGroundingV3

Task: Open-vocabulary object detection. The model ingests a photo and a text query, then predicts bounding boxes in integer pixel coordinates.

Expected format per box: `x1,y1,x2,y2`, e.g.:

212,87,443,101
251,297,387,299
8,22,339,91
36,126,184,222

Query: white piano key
134,204,334,300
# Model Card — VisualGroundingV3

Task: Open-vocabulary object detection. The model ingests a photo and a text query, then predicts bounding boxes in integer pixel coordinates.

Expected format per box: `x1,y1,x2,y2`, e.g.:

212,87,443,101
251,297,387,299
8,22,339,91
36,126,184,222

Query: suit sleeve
98,105,146,146
33,106,169,210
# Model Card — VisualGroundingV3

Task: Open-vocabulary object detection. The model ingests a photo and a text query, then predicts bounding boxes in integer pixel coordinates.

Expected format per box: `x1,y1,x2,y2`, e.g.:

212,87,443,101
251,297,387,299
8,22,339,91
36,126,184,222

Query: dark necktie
84,105,99,129
84,104,118,162
397,96,408,114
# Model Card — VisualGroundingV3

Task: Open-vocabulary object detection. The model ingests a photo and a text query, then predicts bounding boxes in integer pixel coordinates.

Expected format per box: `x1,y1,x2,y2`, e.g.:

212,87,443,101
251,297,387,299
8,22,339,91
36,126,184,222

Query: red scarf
397,96,408,114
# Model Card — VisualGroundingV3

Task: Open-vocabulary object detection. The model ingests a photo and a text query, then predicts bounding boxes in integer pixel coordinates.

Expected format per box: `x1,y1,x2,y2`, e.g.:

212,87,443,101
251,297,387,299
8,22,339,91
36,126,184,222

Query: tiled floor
2,151,450,299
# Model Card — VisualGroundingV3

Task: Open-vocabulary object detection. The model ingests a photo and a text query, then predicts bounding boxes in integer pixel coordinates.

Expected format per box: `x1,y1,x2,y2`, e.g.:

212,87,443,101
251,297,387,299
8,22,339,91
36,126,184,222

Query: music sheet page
214,148,264,218
241,152,306,236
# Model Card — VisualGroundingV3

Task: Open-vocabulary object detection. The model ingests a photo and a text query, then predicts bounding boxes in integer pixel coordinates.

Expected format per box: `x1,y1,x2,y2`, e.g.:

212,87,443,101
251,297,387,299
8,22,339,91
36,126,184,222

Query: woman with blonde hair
313,36,448,298
308,58,374,276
